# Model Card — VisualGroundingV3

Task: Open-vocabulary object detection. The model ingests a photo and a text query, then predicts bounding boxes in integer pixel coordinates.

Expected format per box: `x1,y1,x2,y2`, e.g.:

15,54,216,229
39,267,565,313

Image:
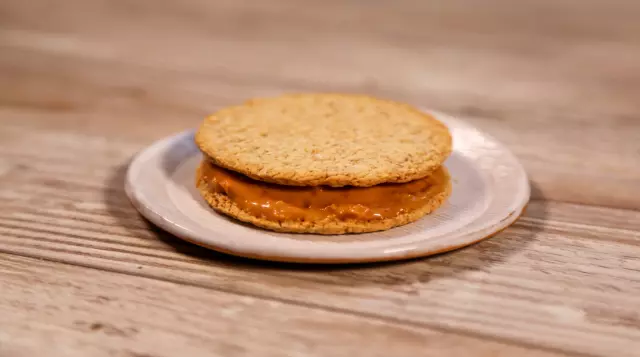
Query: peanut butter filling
199,160,449,222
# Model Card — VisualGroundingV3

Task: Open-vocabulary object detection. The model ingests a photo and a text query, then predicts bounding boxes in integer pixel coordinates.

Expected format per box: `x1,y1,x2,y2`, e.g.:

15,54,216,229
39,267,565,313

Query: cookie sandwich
194,94,452,234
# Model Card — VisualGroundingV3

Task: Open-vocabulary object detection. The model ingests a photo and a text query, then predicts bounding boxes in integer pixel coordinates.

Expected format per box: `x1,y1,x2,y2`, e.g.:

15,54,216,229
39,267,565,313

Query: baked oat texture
195,93,452,187
195,163,452,234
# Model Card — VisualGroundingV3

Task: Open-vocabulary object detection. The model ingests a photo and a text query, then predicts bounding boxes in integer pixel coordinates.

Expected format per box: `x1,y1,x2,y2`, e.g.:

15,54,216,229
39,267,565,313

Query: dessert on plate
194,93,452,234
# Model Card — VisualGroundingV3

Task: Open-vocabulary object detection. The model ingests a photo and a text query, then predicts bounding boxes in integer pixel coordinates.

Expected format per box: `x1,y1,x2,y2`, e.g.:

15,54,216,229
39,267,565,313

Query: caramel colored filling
199,160,449,222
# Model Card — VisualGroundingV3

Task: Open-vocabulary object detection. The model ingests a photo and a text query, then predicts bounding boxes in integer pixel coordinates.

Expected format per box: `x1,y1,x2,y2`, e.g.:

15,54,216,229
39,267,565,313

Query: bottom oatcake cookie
195,160,452,234
194,93,453,234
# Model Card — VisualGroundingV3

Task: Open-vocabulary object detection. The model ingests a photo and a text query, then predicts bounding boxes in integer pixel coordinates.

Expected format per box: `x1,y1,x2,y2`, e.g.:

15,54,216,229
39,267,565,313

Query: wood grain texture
3,253,567,357
2,0,640,209
1,0,639,356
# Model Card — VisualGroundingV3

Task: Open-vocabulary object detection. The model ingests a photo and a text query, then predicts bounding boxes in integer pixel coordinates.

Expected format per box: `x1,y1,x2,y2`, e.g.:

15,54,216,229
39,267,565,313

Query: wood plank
1,0,639,208
1,0,640,355
2,253,568,357
0,147,639,356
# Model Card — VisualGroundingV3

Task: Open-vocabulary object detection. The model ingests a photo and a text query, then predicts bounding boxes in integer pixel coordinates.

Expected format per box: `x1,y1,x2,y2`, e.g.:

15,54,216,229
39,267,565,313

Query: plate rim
125,111,530,264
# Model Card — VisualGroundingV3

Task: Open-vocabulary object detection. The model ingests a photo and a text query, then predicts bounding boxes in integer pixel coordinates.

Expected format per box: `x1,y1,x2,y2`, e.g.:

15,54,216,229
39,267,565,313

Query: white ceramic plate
126,111,529,263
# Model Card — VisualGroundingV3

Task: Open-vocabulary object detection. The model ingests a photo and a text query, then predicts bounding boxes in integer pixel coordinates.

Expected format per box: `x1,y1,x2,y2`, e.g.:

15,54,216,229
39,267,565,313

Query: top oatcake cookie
195,93,452,187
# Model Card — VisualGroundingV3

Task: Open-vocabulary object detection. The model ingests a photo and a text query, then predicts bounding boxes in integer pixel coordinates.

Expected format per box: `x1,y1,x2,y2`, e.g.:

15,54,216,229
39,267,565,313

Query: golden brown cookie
195,93,452,187
195,160,452,234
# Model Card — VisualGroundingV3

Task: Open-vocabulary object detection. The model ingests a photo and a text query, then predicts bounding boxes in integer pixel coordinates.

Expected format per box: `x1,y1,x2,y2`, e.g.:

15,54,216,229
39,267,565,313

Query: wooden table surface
1,1,639,356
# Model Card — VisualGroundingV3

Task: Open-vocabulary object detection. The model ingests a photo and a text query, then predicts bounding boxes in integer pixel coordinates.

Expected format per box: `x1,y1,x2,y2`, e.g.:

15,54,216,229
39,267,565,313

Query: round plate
125,111,529,264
